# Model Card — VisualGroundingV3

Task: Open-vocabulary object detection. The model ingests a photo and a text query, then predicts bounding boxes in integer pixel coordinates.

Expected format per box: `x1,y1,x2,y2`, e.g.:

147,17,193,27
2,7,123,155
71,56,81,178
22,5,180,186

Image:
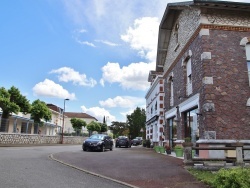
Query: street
0,145,131,188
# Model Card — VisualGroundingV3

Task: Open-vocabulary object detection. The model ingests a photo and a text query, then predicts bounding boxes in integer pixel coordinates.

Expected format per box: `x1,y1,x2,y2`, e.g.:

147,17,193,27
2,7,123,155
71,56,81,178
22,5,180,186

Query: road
0,145,131,188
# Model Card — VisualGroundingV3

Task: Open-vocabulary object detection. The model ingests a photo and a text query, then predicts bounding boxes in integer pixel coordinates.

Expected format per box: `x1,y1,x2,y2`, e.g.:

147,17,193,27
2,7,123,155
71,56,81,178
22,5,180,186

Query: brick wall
164,28,250,140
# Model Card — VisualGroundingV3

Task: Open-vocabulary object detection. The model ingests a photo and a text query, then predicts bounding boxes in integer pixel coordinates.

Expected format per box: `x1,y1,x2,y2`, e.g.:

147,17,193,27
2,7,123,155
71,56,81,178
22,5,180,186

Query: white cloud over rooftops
121,17,159,62
32,79,76,100
50,67,97,87
81,105,115,123
100,62,153,91
99,96,145,108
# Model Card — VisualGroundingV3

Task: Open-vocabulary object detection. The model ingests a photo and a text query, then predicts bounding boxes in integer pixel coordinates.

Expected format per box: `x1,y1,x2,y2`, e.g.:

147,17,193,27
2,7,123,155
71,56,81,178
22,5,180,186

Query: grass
188,168,216,187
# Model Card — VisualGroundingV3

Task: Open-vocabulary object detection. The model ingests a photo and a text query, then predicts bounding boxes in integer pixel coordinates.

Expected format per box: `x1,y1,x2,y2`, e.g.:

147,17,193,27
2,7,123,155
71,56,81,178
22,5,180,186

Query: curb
49,153,139,188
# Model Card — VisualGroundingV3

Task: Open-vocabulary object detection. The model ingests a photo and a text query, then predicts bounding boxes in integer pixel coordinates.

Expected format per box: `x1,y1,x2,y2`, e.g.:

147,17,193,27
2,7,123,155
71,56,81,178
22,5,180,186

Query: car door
104,136,110,149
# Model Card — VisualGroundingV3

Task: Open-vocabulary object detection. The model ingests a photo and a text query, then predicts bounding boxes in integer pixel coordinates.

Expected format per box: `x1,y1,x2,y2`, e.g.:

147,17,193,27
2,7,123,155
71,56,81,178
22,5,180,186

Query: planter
175,148,184,157
159,146,165,154
154,146,160,153
166,149,171,155
182,142,193,147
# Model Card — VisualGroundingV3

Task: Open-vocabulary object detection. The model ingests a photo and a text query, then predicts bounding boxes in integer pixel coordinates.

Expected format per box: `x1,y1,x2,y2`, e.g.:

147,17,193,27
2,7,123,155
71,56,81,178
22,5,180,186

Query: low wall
0,133,86,145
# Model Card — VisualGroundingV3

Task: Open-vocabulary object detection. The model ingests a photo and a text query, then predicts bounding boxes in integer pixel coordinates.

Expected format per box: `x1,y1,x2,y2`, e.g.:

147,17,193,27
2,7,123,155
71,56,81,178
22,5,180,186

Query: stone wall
0,133,86,145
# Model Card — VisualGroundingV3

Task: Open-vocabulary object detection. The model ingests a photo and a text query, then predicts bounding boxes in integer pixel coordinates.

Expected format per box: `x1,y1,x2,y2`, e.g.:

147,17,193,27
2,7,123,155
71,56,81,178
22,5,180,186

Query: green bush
213,167,250,188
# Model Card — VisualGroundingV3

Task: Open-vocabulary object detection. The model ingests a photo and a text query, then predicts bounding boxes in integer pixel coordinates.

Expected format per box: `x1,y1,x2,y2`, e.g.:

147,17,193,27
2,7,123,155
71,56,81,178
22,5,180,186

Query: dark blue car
82,134,113,152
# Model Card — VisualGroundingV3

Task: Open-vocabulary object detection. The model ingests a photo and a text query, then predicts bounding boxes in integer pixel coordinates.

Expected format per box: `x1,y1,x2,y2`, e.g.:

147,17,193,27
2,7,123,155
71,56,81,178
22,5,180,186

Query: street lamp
61,98,69,144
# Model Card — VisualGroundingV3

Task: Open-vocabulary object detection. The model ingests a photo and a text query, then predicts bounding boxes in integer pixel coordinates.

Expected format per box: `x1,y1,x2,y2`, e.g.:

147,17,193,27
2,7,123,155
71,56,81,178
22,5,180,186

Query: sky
0,0,248,124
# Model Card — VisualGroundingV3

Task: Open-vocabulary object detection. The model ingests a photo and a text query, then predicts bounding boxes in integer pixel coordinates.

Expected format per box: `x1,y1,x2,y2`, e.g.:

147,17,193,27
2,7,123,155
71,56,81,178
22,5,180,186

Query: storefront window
184,108,199,142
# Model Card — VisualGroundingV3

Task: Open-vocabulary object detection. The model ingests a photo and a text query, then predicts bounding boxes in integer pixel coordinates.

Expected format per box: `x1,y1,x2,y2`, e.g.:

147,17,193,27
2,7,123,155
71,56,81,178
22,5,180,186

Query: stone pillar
232,142,244,166
183,142,194,166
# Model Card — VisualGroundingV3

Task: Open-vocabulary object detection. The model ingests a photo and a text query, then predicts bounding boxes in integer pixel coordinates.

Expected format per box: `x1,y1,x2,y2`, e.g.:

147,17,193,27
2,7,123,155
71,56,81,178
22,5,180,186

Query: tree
86,121,101,135
0,86,31,119
110,121,128,138
100,123,108,133
127,107,146,139
30,99,52,125
70,118,87,135
0,86,31,131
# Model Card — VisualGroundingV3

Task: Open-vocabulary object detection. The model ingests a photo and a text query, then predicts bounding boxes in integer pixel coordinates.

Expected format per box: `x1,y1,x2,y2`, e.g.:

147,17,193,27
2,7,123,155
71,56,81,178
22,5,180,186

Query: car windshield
90,134,104,140
118,136,127,139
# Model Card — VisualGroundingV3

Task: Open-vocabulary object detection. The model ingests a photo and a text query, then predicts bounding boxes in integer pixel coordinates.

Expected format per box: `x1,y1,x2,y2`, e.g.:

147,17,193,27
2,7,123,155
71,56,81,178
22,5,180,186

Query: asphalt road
0,145,131,188
52,145,209,188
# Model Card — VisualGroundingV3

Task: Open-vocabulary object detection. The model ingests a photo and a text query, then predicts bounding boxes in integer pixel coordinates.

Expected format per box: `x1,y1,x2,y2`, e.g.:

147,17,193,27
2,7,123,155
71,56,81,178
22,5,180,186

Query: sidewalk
52,146,209,188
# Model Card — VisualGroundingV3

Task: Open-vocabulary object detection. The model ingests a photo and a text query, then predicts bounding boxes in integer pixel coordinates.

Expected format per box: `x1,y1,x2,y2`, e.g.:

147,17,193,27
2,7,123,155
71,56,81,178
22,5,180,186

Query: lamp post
61,98,69,144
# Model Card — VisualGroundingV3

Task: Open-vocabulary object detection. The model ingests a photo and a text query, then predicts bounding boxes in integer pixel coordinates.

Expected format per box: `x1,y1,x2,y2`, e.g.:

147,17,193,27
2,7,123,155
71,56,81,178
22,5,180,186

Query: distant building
64,112,98,134
146,0,250,148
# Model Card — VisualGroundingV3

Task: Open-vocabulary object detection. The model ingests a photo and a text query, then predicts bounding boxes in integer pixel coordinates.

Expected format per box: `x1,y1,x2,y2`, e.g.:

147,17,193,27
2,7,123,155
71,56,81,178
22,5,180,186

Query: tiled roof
47,104,62,113
64,112,98,121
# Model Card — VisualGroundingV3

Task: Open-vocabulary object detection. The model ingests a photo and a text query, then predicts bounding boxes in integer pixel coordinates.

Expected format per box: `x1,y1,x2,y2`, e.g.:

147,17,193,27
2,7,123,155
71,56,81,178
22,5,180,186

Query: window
186,57,192,95
247,44,250,85
183,108,199,142
169,77,174,106
167,117,177,148
248,61,250,84
155,102,157,111
240,37,250,85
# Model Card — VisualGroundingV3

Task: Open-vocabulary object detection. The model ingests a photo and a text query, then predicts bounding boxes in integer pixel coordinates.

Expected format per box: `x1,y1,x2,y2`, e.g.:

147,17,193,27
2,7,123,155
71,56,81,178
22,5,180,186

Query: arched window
240,37,250,85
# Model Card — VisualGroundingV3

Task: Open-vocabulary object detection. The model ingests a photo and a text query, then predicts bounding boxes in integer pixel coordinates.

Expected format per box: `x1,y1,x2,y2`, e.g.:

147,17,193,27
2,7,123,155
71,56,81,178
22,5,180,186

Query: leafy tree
100,123,108,133
70,118,87,135
30,99,52,125
0,86,31,119
86,121,101,135
127,107,146,139
110,121,128,138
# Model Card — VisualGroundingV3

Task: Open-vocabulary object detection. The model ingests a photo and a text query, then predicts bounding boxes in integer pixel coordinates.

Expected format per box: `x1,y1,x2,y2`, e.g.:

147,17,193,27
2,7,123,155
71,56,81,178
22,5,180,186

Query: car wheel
101,145,105,152
110,145,113,151
82,145,87,151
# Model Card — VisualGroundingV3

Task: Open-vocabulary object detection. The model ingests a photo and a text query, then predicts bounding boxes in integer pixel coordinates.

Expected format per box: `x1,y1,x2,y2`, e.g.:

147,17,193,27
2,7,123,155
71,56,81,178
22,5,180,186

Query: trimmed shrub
213,167,250,188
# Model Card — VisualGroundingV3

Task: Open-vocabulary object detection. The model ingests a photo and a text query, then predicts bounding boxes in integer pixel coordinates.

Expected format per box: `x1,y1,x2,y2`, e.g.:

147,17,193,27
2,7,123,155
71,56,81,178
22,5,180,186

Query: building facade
147,0,250,148
145,72,165,146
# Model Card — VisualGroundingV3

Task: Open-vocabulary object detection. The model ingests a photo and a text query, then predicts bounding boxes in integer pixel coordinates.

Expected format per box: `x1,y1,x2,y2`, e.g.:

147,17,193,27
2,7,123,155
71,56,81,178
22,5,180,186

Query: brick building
146,0,250,148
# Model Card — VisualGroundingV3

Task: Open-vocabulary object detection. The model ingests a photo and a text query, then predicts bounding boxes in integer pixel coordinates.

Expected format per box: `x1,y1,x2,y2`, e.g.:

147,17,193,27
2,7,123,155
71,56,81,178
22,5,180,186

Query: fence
183,142,250,167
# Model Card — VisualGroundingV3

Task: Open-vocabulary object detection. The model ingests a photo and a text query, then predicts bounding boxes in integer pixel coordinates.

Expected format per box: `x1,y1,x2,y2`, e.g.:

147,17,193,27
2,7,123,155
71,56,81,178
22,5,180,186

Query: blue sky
0,0,246,124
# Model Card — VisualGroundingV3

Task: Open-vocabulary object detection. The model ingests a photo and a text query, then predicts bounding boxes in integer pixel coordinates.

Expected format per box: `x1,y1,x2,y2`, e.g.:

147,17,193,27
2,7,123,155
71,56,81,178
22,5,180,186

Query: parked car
132,138,142,146
82,134,113,152
115,136,131,148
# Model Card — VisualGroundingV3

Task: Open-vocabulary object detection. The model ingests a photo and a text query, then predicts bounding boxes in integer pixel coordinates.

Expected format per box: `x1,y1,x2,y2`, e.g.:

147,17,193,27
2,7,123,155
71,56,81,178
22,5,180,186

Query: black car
115,136,131,148
132,138,142,146
82,134,113,152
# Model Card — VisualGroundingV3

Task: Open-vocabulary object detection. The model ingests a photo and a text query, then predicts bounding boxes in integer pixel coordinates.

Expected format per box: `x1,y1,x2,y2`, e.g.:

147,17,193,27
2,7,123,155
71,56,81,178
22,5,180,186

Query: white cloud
100,62,153,90
50,67,97,87
81,105,115,123
121,17,159,62
95,39,120,46
99,78,105,87
99,96,145,108
32,79,76,100
76,40,96,47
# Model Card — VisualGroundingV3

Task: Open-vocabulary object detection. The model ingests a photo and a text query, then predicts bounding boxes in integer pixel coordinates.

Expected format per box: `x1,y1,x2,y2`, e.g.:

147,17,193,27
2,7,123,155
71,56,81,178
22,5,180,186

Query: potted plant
174,145,184,157
146,139,151,148
182,137,193,147
165,145,171,154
